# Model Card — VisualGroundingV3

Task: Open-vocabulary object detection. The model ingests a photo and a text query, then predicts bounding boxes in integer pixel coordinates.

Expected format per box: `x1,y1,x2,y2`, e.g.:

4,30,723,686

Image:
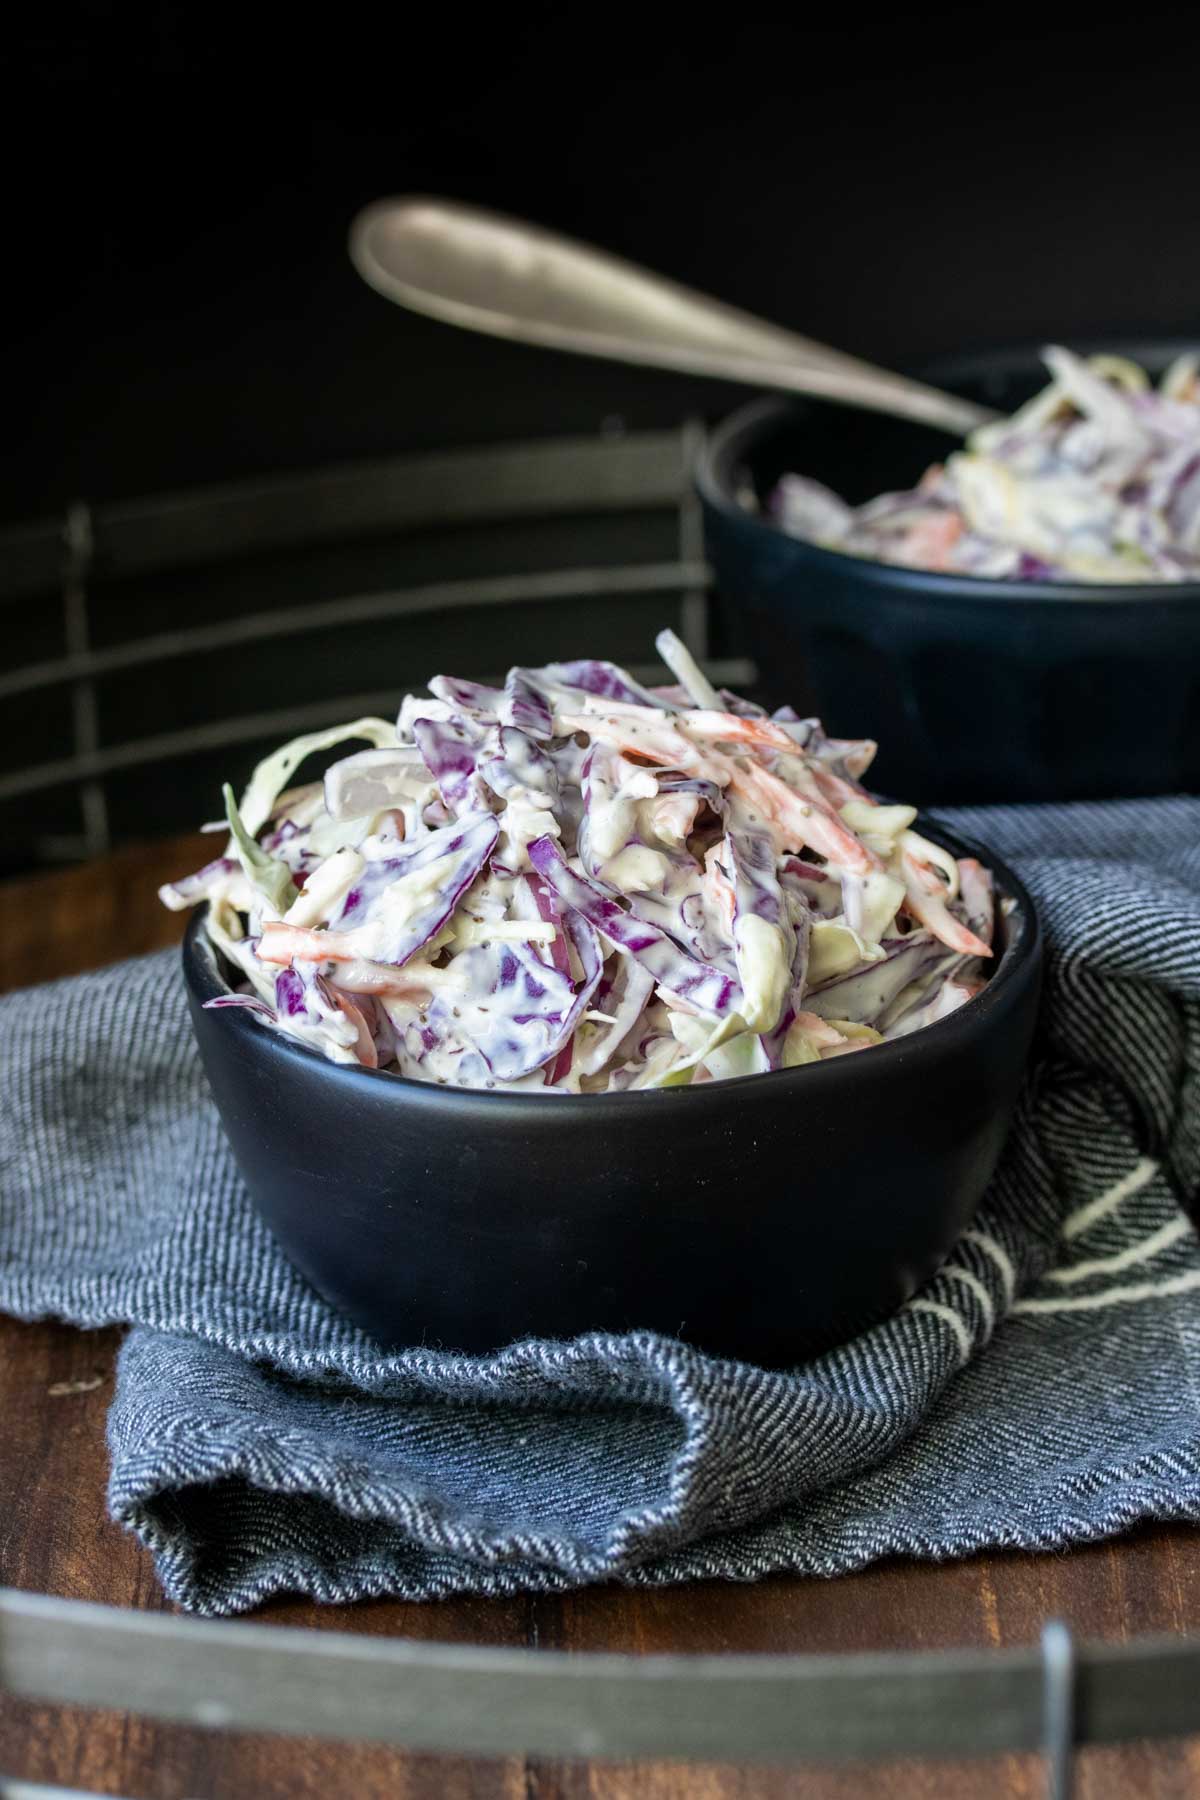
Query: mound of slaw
162,631,999,1092
775,346,1200,583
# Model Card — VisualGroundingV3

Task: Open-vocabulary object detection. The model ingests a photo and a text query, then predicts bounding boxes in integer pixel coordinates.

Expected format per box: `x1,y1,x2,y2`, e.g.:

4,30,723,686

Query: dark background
2,17,1197,872
5,17,1199,522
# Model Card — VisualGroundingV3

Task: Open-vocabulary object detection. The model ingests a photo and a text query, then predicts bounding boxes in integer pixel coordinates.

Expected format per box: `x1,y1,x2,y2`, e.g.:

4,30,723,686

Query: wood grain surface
1,835,1198,1799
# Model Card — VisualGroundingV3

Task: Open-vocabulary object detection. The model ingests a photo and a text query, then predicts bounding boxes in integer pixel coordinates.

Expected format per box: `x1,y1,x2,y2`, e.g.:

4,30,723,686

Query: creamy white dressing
496,803,561,872
776,347,1200,582
449,918,557,947
839,869,908,944
170,637,994,1090
808,917,887,985
600,846,673,892
840,800,915,838
730,911,792,1033
284,848,365,928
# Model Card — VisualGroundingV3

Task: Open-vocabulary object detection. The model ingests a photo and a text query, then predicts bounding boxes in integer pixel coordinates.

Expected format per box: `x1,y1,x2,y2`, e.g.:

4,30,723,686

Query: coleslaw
775,346,1200,582
162,631,998,1091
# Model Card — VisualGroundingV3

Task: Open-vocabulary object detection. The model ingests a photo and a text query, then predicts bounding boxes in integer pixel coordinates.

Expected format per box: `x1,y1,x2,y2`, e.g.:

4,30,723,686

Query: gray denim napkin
1,798,1198,1615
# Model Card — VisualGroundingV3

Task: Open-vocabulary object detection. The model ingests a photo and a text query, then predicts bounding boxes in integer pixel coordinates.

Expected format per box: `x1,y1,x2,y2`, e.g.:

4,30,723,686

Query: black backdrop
4,15,1199,522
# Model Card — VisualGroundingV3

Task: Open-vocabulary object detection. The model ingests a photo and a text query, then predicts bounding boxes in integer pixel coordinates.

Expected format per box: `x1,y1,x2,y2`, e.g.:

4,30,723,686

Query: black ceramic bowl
698,340,1200,805
182,820,1041,1367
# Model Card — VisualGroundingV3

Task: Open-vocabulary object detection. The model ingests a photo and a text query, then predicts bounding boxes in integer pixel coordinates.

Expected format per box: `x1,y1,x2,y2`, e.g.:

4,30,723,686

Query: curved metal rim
3,1588,1200,1765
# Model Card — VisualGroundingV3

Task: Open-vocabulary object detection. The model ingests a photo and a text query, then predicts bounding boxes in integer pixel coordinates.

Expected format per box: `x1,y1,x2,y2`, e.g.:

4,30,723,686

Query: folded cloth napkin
1,798,1198,1616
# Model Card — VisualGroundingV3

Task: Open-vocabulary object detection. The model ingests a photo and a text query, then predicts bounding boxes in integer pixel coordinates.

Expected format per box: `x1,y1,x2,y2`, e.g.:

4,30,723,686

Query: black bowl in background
182,821,1041,1368
698,340,1200,805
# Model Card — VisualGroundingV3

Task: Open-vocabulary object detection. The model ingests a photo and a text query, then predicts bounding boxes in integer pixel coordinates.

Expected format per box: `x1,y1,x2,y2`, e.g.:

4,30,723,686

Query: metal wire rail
7,428,1195,1797
2,1590,1199,1797
0,422,748,869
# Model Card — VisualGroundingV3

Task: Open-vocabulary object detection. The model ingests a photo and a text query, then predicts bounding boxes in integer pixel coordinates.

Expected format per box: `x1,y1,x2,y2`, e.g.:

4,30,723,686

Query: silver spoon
349,197,996,438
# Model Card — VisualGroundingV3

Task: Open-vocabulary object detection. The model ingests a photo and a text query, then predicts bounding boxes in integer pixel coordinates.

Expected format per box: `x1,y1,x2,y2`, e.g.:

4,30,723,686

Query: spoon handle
350,198,996,438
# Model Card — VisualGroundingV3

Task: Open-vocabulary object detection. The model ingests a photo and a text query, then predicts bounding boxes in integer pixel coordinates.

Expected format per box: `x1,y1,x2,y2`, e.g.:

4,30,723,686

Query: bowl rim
695,393,1200,607
182,817,1043,1116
